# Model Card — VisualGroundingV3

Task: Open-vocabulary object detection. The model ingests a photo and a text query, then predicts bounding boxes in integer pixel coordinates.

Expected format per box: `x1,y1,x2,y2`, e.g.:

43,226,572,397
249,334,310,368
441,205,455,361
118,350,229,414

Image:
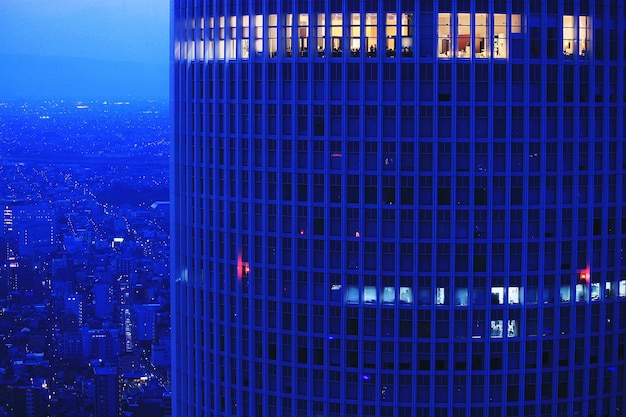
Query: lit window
491,287,504,305
346,286,359,304
316,13,325,56
217,16,225,59
363,286,377,303
241,15,250,59
435,287,446,305
579,16,589,57
400,13,413,56
591,283,600,301
457,13,471,58
298,14,309,56
331,13,343,56
382,287,395,304
507,320,518,337
511,14,522,33
284,14,293,56
438,13,451,58
268,14,278,57
490,320,503,338
575,283,586,302
350,13,361,56
385,13,397,56
619,280,626,297
254,15,263,56
475,13,488,58
493,14,507,58
365,13,378,56
455,288,468,306
229,16,237,59
508,287,520,304
399,287,413,304
560,285,570,302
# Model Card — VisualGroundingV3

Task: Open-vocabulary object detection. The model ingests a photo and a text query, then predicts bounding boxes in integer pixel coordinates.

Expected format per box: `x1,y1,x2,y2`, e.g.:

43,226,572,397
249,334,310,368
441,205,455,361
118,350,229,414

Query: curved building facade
171,1,626,415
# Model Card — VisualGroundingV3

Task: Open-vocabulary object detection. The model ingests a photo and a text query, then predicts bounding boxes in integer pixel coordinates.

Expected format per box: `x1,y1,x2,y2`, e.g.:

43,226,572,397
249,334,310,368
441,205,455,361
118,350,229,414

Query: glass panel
386,13,397,56
284,14,293,56
401,13,414,56
241,15,250,59
579,16,589,57
366,13,378,56
435,287,446,305
382,287,395,304
208,17,215,60
619,280,626,297
511,14,522,33
350,13,361,56
400,287,413,304
229,16,237,59
491,287,504,304
475,13,489,58
575,283,586,302
346,286,359,303
316,13,325,56
364,286,377,303
254,15,263,56
591,283,600,301
490,320,503,337
563,15,575,56
457,13,471,58
298,14,309,56
508,287,520,304
560,285,570,302
268,14,278,57
493,14,507,58
455,288,468,306
438,13,451,58
331,13,342,56
507,320,518,337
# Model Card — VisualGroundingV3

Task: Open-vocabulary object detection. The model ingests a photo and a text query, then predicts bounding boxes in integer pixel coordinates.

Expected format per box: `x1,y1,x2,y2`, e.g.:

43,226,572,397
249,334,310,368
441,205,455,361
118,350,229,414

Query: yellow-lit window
285,14,293,56
298,14,309,56
563,15,575,56
457,13,471,58
579,16,589,57
511,14,522,33
400,13,413,56
365,13,378,56
350,13,361,56
493,14,507,58
241,15,250,59
268,14,278,57
316,13,326,56
331,13,342,56
475,13,488,58
385,13,397,56
254,15,263,56
438,13,451,58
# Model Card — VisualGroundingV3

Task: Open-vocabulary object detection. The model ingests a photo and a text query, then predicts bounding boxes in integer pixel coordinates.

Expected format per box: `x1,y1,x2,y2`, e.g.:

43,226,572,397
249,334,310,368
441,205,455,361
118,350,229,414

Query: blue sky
0,0,169,99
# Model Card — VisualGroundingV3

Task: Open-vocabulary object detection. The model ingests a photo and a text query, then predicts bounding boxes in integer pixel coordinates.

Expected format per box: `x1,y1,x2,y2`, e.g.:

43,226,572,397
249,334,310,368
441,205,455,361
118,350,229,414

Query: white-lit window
618,280,626,297
254,15,263,56
435,287,446,305
316,13,325,56
217,16,225,60
241,15,250,59
229,16,237,59
560,285,570,302
591,283,600,301
207,17,215,60
457,13,471,58
268,14,278,57
438,13,451,58
493,14,507,58
196,18,205,61
606,281,614,298
491,287,504,305
576,283,586,302
507,320,518,337
508,287,520,304
490,320,503,337
475,13,488,58
455,288,468,306
346,286,359,304
298,14,309,56
363,286,377,303
400,287,413,304
284,14,293,56
382,287,395,304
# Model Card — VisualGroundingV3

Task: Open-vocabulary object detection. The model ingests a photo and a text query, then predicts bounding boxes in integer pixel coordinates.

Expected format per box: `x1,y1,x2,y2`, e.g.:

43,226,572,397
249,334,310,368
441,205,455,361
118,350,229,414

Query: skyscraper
171,1,626,416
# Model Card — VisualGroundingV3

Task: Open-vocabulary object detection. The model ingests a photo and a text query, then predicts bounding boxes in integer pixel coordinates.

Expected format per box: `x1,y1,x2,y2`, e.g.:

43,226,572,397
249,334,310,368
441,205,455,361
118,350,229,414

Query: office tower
93,367,122,417
171,1,626,416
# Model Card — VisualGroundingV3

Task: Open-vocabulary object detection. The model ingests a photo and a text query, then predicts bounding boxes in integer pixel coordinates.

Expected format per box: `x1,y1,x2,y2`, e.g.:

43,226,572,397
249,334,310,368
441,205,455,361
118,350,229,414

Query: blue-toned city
2,0,626,416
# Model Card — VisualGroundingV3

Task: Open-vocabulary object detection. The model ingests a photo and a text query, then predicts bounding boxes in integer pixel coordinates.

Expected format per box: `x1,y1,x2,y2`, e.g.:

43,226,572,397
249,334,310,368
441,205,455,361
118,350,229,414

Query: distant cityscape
0,100,171,416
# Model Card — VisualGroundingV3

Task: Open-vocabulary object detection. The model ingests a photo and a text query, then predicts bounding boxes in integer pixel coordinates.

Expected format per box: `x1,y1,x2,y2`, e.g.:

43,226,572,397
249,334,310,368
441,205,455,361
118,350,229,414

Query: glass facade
171,0,626,416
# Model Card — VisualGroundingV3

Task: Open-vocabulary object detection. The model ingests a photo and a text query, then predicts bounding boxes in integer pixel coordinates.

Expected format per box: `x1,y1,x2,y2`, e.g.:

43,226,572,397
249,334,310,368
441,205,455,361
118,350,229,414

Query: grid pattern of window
172,0,626,416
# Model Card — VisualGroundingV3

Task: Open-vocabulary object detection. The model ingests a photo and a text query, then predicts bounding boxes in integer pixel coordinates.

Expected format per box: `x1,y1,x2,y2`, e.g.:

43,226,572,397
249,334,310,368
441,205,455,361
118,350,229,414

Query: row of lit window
176,13,597,61
331,280,626,307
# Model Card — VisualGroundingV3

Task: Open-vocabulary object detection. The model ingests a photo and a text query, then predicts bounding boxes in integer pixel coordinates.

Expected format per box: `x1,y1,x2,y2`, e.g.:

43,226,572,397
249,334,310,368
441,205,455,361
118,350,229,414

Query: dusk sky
0,0,169,100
